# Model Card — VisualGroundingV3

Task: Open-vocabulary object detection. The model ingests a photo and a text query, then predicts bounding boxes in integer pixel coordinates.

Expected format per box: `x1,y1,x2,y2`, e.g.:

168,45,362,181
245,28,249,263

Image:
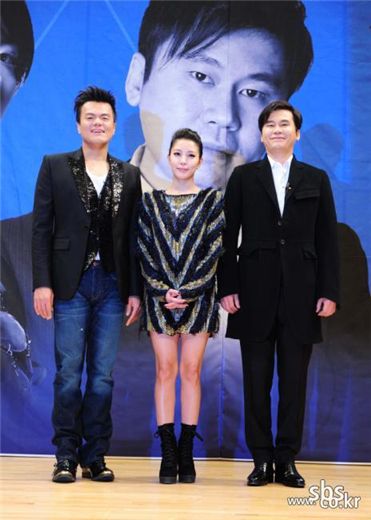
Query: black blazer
218,157,340,344
32,149,142,302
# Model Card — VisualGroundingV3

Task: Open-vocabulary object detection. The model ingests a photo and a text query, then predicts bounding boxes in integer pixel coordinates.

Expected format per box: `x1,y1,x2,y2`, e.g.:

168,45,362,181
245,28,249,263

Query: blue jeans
53,263,123,466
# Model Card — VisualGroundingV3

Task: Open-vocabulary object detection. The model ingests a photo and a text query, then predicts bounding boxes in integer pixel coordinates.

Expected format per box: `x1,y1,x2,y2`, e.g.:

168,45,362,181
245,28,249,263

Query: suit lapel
108,155,125,219
68,149,91,214
285,157,305,204
256,157,280,213
256,156,306,214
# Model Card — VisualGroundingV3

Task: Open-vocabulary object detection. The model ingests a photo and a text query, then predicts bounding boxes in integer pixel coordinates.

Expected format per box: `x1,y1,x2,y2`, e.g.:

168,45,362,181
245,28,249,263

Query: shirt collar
267,154,293,173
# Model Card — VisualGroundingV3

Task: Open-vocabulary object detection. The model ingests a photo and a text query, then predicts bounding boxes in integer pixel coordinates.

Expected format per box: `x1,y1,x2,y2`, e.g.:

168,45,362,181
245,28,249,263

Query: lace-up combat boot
155,423,178,484
178,423,203,483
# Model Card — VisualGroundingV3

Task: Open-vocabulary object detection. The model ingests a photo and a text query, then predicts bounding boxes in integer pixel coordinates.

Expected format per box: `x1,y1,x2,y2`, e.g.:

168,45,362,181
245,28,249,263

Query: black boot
155,423,178,484
178,423,203,483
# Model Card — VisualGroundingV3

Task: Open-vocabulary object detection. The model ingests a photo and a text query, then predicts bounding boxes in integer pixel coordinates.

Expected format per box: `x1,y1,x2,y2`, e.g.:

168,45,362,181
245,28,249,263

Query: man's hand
316,297,336,317
125,296,141,326
220,294,240,314
33,287,54,320
164,289,188,310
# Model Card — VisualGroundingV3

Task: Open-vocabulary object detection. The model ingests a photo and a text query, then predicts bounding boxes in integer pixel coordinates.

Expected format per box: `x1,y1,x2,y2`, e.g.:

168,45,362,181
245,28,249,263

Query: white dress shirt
267,155,293,216
86,169,107,197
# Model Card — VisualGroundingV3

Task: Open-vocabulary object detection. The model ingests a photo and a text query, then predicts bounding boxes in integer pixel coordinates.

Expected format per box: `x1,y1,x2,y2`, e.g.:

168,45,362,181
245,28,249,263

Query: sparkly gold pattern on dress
137,188,224,335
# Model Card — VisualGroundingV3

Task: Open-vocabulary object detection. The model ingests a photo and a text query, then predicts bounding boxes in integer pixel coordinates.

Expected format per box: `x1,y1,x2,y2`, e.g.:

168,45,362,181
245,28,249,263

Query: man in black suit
32,86,142,483
219,100,339,487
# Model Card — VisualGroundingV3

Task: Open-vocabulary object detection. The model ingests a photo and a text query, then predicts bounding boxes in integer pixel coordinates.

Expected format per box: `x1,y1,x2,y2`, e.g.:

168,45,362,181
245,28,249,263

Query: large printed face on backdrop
0,43,21,117
0,1,34,118
126,29,288,188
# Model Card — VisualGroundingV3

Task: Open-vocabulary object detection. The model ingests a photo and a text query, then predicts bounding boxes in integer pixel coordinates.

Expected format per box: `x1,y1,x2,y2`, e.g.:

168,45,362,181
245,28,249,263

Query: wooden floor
1,457,370,519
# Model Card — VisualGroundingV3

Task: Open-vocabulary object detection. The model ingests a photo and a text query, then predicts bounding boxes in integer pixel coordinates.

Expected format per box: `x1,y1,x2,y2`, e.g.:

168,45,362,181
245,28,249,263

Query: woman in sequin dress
137,129,224,484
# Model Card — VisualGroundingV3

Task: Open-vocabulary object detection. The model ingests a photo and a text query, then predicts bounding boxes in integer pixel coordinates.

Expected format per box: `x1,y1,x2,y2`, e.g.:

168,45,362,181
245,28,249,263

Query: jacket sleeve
137,193,171,298
315,171,340,304
179,189,225,300
128,167,143,298
217,167,242,298
32,156,54,291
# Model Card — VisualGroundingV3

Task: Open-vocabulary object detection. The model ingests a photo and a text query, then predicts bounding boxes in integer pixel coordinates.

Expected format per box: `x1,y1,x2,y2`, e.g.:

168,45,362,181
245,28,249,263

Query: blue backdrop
1,0,370,462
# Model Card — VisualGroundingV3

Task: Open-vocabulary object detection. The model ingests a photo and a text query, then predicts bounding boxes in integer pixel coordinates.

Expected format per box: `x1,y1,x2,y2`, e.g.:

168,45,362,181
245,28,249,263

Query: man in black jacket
219,100,339,487
32,86,142,483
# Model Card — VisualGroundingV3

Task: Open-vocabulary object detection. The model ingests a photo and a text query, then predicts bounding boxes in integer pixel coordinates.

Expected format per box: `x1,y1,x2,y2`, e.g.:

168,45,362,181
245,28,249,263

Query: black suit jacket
32,149,142,302
218,157,340,344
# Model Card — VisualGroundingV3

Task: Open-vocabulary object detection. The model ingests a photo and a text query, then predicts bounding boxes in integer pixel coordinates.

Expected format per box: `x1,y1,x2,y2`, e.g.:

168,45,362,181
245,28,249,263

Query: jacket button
278,220,282,226
280,239,286,245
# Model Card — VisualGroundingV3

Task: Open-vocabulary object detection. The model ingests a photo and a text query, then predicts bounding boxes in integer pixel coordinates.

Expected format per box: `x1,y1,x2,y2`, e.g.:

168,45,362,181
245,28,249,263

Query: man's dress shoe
52,459,77,483
81,459,114,482
247,462,274,486
275,462,305,488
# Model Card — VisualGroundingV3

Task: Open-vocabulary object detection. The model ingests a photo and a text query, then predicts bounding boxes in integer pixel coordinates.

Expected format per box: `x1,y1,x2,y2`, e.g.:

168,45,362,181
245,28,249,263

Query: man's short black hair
74,86,117,122
258,100,303,131
1,0,34,83
169,128,203,158
138,1,313,98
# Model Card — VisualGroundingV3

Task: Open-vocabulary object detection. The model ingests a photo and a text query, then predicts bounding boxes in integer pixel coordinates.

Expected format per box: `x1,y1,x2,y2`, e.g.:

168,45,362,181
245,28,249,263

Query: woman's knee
156,361,178,384
180,362,201,385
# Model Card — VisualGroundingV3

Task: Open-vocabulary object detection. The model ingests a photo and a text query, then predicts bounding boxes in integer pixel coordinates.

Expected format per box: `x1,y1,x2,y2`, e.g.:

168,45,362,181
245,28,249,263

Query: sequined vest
84,170,115,272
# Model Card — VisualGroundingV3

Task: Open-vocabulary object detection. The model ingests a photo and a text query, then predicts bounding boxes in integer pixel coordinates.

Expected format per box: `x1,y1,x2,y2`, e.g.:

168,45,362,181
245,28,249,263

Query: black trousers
240,294,312,464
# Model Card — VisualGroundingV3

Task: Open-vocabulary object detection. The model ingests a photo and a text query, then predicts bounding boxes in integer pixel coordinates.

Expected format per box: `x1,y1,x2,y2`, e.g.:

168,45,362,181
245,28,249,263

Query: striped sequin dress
137,188,224,335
